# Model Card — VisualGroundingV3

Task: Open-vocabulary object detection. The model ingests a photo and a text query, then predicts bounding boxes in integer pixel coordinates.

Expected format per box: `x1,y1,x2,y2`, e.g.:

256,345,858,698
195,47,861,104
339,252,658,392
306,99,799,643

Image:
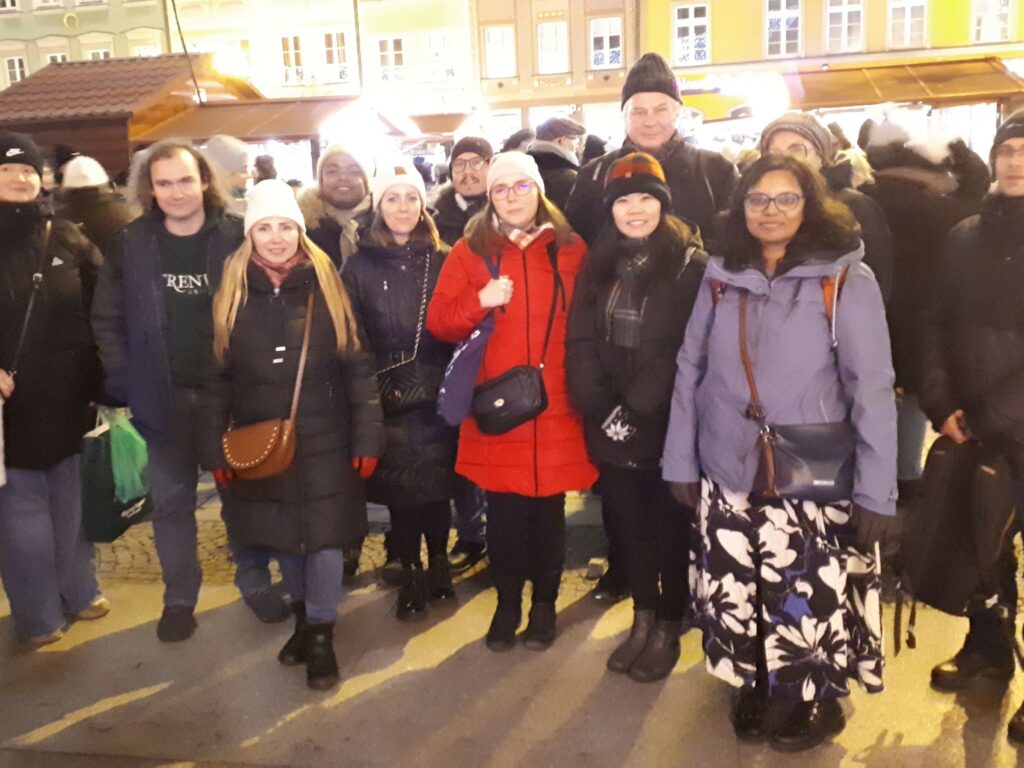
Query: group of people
2,49,1024,752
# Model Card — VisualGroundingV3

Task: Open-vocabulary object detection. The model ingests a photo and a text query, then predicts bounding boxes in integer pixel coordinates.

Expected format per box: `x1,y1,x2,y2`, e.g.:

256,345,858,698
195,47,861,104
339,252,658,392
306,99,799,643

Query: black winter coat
342,239,457,507
0,205,103,469
201,262,384,553
831,186,893,304
566,227,707,470
920,194,1024,476
431,185,486,248
566,134,738,246
528,143,579,212
56,187,134,256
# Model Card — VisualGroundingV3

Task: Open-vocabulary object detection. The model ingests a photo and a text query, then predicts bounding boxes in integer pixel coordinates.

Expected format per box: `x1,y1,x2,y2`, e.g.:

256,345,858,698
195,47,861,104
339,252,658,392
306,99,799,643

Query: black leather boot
277,601,308,666
731,684,769,742
396,565,428,621
930,648,1014,691
305,623,339,691
522,602,557,651
607,609,656,673
449,540,486,573
486,600,522,652
628,619,681,682
770,699,845,752
427,555,456,601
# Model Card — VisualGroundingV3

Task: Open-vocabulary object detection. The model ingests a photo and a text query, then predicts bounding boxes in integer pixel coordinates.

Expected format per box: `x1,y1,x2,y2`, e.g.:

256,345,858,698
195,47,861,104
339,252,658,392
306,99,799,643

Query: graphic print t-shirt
160,229,213,387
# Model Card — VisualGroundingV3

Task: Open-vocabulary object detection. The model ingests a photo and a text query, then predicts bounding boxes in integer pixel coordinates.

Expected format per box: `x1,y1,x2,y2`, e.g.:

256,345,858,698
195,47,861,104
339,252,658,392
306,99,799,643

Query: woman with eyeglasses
427,152,597,652
663,154,897,751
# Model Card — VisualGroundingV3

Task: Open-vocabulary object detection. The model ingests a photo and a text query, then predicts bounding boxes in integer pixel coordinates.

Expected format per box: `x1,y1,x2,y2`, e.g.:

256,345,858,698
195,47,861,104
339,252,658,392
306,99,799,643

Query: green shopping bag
81,408,152,543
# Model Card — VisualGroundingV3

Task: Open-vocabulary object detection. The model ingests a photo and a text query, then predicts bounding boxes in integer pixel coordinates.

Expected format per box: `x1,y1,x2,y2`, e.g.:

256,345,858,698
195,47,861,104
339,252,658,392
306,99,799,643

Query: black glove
670,481,701,509
851,503,900,550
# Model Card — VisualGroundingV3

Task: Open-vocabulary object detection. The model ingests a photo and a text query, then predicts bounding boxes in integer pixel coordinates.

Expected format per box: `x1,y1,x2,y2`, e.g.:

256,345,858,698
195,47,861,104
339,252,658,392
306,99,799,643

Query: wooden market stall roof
783,56,1024,111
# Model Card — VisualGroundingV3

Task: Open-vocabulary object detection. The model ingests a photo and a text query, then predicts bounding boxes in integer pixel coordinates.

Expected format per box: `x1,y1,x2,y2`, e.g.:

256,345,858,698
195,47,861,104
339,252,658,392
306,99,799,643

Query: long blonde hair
213,232,360,363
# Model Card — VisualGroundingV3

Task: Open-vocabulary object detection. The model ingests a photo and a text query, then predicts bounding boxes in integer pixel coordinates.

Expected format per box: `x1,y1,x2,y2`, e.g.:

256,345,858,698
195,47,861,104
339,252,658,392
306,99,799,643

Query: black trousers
599,465,691,621
485,492,566,605
388,500,451,568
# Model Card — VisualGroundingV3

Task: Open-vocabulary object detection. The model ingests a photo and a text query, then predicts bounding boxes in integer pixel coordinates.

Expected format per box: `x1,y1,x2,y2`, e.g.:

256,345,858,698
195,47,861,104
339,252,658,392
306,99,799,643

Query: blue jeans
276,549,344,624
452,480,486,544
146,387,271,607
0,455,101,639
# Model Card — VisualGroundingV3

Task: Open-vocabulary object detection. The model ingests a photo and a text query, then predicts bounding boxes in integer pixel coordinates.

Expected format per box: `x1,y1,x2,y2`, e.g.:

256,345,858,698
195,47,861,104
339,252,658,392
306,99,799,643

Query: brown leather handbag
221,289,314,480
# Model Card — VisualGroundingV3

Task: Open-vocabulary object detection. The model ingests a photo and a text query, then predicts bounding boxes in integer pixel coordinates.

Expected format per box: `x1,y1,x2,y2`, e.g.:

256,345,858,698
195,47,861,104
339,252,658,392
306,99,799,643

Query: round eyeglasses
451,157,488,173
491,180,536,200
743,192,804,213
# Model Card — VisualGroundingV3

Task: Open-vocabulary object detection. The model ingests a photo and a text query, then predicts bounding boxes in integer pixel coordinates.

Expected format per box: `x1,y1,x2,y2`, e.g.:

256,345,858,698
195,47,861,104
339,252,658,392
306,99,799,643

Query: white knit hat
61,156,109,188
317,144,374,187
244,179,305,235
486,151,545,195
371,160,426,209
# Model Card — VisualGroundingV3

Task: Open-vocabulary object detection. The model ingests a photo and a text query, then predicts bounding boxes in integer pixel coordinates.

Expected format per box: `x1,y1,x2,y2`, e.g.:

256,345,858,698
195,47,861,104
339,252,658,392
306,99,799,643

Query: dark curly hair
718,154,860,272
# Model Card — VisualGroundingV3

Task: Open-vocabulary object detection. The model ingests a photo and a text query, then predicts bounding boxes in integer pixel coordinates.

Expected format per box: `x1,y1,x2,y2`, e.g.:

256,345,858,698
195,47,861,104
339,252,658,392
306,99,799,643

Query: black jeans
388,501,451,568
599,465,691,621
486,492,566,605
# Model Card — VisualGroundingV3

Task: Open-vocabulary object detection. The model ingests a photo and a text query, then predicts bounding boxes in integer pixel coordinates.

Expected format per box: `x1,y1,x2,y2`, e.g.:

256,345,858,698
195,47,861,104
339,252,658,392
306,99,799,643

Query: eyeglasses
452,157,487,173
994,145,1024,161
743,192,804,212
491,180,536,200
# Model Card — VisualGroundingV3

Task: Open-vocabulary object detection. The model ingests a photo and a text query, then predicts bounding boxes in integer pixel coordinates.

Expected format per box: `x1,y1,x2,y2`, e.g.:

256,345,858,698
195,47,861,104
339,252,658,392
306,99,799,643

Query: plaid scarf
251,251,309,289
494,214,555,250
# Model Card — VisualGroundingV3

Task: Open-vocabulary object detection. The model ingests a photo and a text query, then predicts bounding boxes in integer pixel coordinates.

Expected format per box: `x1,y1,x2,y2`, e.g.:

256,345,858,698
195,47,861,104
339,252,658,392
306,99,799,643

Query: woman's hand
212,468,235,488
353,456,379,480
0,369,14,400
478,277,513,309
670,481,701,509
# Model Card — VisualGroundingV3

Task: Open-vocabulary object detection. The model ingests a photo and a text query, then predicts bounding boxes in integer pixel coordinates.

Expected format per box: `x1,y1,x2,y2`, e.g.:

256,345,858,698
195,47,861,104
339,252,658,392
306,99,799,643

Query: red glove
352,456,379,480
212,468,235,488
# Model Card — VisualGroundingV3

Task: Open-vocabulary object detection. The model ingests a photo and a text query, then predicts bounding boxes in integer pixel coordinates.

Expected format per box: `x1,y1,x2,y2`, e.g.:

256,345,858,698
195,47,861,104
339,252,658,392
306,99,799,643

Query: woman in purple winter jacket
662,155,897,752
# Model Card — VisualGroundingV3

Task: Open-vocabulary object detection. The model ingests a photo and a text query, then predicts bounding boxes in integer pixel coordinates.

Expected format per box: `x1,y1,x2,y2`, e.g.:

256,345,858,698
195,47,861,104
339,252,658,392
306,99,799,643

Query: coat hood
707,241,865,293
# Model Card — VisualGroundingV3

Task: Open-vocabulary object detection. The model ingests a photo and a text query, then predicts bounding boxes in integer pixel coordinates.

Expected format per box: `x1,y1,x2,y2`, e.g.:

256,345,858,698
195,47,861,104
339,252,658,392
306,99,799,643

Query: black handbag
471,242,563,435
376,252,436,415
738,290,855,503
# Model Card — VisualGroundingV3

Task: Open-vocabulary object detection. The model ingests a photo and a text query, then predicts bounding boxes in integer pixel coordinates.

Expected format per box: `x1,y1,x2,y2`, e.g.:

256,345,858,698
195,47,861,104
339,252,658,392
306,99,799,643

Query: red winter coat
427,228,598,497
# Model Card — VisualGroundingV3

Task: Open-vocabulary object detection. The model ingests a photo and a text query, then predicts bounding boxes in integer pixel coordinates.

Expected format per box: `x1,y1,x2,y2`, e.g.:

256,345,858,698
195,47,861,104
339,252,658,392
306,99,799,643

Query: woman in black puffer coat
566,152,707,682
342,162,458,622
203,180,383,691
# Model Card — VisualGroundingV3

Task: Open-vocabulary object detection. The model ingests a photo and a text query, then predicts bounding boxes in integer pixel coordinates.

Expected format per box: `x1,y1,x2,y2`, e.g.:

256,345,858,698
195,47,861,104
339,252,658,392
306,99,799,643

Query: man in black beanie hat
566,52,737,247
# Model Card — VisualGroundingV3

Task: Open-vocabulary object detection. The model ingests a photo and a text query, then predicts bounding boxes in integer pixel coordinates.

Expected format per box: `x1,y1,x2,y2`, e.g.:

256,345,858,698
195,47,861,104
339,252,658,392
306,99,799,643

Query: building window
827,0,863,52
889,0,926,47
132,45,160,57
281,35,303,83
46,52,68,63
767,0,801,57
89,49,111,59
483,25,515,78
36,0,61,8
378,38,403,81
672,4,709,65
590,17,622,70
973,0,1011,42
537,20,569,75
427,31,456,80
324,32,347,81
5,56,26,84
0,0,18,9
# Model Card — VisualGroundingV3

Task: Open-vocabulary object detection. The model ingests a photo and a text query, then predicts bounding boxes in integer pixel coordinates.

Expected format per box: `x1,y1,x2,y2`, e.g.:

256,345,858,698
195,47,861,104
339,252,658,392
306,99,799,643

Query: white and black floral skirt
692,478,884,702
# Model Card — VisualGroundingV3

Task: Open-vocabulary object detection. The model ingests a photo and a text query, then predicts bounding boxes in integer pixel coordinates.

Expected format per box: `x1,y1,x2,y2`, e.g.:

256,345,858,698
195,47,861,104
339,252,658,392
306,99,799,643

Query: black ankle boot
607,609,656,673
396,565,427,621
427,555,456,601
770,700,845,752
277,601,308,666
486,602,521,652
731,685,769,742
522,602,557,651
628,619,681,682
305,623,339,690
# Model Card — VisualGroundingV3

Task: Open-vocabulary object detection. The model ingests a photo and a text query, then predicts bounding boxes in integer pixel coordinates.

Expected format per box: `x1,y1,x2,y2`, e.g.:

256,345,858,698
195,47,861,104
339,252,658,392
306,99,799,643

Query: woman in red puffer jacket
427,152,596,653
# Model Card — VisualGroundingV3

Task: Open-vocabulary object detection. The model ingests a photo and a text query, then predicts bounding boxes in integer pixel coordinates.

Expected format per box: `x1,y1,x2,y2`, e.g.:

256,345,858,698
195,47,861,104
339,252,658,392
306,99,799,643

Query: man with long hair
92,141,286,642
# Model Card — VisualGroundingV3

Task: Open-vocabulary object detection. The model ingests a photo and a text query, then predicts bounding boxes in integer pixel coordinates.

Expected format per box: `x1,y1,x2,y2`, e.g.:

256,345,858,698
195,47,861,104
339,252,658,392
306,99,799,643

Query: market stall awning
409,113,468,136
783,56,1024,110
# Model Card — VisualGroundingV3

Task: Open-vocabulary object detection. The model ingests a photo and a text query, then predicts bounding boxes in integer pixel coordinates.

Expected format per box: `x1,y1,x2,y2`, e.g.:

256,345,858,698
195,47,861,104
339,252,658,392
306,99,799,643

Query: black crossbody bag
471,242,563,435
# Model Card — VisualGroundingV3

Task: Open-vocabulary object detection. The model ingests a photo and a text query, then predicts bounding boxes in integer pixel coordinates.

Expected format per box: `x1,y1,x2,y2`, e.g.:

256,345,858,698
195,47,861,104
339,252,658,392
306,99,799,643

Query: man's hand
212,469,235,488
0,369,14,400
940,409,972,444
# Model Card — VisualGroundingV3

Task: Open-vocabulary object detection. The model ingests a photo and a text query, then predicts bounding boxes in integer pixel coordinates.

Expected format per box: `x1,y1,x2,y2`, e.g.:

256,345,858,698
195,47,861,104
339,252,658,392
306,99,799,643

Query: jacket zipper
521,248,541,496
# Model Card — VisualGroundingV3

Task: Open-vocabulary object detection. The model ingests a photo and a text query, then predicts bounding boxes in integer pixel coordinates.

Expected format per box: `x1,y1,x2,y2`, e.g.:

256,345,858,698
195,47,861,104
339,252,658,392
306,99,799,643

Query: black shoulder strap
9,219,52,375
538,240,564,368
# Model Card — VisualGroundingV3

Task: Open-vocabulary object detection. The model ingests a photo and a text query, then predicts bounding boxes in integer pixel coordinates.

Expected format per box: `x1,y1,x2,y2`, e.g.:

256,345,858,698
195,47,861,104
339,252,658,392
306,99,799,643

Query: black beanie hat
450,136,494,168
991,109,1024,170
0,132,44,177
603,152,673,213
621,53,681,108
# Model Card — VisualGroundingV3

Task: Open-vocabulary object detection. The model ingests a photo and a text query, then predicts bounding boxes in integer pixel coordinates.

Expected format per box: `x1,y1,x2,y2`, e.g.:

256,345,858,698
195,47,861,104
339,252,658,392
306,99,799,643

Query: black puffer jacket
431,185,486,248
342,238,457,507
566,134,738,246
56,186,134,256
528,142,579,212
865,141,987,391
0,204,103,469
566,224,707,469
920,193,1024,475
201,262,384,553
